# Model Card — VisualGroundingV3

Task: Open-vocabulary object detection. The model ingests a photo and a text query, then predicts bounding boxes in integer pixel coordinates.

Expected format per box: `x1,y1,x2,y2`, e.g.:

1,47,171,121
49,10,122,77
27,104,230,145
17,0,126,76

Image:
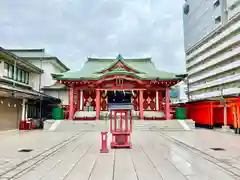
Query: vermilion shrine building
53,55,186,120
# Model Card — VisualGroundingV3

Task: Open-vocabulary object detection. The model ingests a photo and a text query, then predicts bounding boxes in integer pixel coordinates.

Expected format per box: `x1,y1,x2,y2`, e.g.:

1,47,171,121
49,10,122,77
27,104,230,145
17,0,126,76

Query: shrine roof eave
52,70,187,81
57,76,184,81
54,71,187,81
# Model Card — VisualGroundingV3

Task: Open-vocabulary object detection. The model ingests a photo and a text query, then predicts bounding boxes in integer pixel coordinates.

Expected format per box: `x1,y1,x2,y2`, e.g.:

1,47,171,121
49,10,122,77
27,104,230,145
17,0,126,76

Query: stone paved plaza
0,120,240,180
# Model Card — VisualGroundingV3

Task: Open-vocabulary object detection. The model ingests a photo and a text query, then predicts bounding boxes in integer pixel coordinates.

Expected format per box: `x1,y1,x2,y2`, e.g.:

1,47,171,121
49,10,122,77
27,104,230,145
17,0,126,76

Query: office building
183,0,240,101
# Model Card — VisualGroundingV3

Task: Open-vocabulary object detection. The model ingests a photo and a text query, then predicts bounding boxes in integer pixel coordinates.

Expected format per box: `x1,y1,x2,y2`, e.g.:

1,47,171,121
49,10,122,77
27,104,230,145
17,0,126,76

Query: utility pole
39,58,43,120
12,58,17,95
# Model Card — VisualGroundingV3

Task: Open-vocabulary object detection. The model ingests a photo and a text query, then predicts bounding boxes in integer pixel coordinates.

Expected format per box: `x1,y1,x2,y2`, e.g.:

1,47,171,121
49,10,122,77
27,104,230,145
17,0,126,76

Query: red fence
186,98,240,128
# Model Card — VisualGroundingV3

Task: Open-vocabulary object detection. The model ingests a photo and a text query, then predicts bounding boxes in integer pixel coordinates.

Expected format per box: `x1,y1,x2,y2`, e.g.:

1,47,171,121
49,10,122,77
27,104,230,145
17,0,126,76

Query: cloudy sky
0,0,185,73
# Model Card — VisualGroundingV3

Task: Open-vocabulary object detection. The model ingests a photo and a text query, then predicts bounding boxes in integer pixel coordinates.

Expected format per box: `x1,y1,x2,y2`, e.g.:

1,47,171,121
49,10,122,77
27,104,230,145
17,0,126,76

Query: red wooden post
76,90,81,111
110,110,112,131
114,111,117,132
100,132,109,153
139,90,144,119
120,112,123,131
96,89,101,120
80,90,84,111
129,111,132,132
165,87,170,120
126,111,128,131
68,86,74,120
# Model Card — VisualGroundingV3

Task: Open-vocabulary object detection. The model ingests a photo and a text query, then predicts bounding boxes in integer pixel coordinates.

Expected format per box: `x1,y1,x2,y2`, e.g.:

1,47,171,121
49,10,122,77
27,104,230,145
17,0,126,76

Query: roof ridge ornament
116,54,123,61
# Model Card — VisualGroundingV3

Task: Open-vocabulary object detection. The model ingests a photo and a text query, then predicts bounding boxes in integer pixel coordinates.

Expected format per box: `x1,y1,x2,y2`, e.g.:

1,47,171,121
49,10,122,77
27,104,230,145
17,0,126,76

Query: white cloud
0,0,185,73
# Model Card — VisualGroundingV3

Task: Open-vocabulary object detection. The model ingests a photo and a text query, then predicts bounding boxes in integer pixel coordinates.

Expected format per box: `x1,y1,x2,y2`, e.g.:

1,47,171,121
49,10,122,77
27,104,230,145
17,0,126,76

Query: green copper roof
53,55,186,81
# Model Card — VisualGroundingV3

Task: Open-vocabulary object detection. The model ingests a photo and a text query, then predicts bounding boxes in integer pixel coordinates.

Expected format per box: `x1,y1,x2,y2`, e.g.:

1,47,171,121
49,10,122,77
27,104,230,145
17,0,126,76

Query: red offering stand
109,104,133,148
100,132,109,153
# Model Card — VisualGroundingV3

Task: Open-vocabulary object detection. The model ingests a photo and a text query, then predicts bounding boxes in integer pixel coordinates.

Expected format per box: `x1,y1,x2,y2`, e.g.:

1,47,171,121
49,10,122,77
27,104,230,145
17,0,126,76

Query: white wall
59,90,69,105
26,59,69,104
0,59,4,77
179,83,188,101
44,90,69,105
183,0,223,51
28,60,63,88
227,0,240,19
171,81,188,104
29,72,41,91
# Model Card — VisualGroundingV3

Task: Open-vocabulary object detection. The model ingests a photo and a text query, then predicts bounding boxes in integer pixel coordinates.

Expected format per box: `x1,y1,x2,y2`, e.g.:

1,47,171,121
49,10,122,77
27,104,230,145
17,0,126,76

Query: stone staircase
132,120,193,131
44,119,195,132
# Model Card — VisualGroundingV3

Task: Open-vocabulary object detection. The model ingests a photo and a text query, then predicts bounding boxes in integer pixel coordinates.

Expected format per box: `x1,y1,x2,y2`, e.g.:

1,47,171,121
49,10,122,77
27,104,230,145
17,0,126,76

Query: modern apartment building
183,0,240,101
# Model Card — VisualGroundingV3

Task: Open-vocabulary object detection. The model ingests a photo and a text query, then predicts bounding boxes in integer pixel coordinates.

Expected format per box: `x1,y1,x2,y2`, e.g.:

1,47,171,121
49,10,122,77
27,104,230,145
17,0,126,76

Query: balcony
188,46,240,75
186,20,240,61
191,87,240,100
189,73,240,92
187,35,240,68
0,76,31,89
189,60,240,83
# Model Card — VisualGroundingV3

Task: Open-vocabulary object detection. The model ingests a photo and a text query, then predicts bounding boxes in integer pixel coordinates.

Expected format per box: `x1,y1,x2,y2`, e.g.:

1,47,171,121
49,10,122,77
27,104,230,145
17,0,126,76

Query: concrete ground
0,120,240,180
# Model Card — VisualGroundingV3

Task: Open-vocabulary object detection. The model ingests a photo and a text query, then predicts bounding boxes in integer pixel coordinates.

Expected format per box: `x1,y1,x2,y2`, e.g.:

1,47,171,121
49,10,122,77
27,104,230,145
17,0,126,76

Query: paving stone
130,143,164,180
88,149,114,180
114,149,138,180
0,121,239,180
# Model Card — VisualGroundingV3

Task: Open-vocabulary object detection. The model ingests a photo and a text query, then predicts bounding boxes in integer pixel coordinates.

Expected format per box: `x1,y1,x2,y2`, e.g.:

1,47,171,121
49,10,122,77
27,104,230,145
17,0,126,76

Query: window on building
215,16,221,24
17,68,22,82
183,4,190,15
4,63,14,79
25,72,29,84
4,63,8,77
3,62,29,84
9,65,13,79
21,71,25,83
214,0,220,8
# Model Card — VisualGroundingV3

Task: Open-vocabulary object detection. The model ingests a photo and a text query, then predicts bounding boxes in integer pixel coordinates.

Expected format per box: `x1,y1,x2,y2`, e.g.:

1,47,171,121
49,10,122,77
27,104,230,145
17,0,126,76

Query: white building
183,0,240,101
0,47,62,130
0,47,70,130
8,49,70,105
170,81,188,104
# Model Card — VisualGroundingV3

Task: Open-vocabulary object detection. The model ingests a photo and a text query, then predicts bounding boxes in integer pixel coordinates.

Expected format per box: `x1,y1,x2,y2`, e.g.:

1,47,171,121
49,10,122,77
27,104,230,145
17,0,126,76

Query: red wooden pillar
68,86,74,120
76,90,81,111
81,90,84,111
96,89,101,120
139,90,144,119
165,87,171,120
158,90,162,111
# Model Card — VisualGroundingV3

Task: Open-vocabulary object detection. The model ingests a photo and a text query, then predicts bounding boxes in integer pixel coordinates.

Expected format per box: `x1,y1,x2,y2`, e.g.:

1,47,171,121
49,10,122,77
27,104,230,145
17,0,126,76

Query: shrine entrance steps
44,119,195,132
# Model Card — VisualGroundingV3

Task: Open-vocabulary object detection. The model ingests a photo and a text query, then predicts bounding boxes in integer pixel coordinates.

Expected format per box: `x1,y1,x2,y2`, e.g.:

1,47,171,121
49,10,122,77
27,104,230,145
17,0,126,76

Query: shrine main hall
53,55,186,120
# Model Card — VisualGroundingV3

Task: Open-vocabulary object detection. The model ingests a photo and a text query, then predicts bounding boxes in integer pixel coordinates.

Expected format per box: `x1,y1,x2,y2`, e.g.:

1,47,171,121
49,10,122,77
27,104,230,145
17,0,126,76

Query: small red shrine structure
109,104,133,148
52,55,186,120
